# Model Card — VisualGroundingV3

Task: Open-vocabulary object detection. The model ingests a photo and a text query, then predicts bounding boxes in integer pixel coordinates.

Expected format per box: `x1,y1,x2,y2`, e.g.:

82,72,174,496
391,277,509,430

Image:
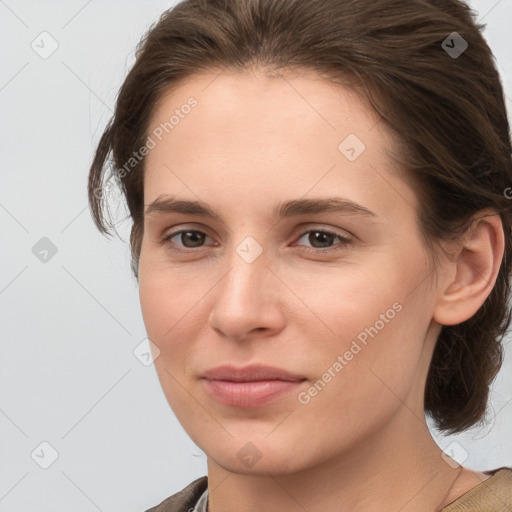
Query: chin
210,451,310,477
198,433,319,477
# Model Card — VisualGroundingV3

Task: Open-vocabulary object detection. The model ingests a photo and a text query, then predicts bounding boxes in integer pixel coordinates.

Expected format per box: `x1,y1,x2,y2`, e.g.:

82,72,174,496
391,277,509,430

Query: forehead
149,68,380,141
143,69,417,220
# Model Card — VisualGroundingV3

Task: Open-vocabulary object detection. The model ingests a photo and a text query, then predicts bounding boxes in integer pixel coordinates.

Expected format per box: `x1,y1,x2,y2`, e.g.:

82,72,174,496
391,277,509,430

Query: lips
200,364,307,408
201,364,306,382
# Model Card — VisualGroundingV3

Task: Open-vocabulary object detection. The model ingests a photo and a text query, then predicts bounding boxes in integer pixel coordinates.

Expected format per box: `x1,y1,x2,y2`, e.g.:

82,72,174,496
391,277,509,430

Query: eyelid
159,222,213,240
294,224,353,240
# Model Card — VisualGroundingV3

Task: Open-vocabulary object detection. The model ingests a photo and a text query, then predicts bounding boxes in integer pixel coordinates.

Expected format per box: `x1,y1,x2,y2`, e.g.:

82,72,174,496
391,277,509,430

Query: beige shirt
441,467,511,511
144,467,512,512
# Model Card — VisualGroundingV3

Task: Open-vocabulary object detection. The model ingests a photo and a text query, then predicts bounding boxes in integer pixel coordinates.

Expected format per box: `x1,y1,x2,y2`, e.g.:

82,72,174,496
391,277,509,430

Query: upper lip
201,364,306,382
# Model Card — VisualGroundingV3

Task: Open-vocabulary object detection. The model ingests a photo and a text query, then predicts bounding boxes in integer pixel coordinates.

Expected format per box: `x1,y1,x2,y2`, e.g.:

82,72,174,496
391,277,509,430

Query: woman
88,0,512,510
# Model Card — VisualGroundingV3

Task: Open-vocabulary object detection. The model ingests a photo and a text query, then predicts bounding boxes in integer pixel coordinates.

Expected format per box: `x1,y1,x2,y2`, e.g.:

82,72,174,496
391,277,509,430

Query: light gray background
1,1,511,511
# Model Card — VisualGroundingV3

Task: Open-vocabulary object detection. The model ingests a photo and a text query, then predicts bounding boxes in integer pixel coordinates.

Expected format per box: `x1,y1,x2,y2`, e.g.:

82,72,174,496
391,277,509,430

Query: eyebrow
144,195,378,222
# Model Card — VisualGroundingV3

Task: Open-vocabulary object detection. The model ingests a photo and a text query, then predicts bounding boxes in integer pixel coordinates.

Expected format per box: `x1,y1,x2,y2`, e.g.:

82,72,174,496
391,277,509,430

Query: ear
433,210,504,326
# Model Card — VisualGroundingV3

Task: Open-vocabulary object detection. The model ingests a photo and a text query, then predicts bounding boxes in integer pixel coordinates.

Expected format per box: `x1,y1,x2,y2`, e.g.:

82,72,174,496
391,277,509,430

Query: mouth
200,364,307,408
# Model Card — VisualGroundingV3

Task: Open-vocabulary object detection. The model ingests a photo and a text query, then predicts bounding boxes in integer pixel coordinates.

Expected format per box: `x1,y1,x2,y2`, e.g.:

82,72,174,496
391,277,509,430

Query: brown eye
306,231,336,248
162,230,210,250
295,229,352,252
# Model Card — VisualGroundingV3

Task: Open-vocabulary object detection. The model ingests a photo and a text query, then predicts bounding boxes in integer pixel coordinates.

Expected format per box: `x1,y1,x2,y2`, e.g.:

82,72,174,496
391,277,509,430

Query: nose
207,244,286,342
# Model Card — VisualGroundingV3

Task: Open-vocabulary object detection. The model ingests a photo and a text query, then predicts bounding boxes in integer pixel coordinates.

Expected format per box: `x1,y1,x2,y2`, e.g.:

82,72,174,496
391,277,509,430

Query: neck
206,409,462,512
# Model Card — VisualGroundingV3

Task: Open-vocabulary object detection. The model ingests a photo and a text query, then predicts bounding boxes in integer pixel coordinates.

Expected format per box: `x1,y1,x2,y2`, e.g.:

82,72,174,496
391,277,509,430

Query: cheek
139,275,201,358
294,303,425,448
138,245,208,340
291,257,428,402
138,255,221,393
280,259,404,346
138,265,189,383
138,270,206,416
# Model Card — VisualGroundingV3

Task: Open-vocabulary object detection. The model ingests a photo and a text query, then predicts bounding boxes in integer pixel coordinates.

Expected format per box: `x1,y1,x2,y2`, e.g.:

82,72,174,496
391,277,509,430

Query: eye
293,229,352,253
161,229,213,252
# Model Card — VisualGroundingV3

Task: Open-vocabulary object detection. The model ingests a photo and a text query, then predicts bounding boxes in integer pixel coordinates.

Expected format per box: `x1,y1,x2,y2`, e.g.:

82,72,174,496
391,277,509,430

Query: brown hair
88,0,512,435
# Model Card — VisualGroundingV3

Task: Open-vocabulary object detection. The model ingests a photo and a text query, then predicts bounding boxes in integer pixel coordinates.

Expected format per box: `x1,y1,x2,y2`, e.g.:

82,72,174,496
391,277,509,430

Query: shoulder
143,476,208,512
441,467,512,511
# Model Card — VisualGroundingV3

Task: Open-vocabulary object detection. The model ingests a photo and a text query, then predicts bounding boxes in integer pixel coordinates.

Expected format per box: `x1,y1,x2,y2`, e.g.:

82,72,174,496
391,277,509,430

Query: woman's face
138,69,448,474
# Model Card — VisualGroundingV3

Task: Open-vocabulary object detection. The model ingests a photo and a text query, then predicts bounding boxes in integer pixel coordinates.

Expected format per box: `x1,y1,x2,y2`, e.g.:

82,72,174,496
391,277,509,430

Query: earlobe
433,211,504,326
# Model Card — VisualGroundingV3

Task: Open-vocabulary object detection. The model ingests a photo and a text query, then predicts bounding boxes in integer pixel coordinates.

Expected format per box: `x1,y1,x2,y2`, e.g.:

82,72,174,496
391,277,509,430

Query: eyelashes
294,229,352,253
160,228,353,255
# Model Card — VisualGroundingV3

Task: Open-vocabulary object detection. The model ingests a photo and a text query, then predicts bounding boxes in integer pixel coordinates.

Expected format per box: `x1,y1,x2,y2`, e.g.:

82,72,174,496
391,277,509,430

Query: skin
138,68,504,512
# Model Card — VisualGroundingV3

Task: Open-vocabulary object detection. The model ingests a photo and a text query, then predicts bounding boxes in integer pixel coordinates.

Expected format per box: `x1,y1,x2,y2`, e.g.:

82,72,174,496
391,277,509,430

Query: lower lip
202,379,305,408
